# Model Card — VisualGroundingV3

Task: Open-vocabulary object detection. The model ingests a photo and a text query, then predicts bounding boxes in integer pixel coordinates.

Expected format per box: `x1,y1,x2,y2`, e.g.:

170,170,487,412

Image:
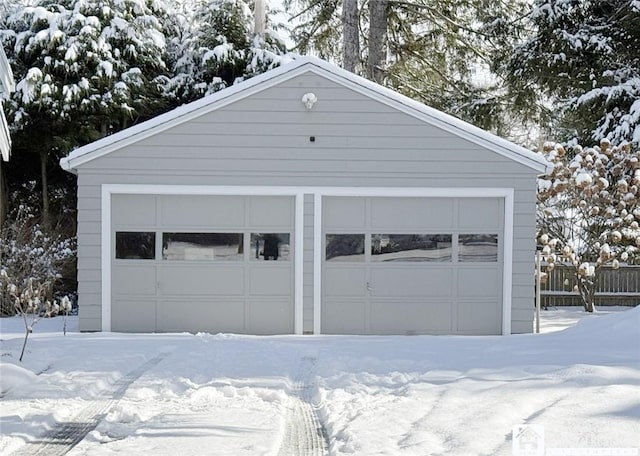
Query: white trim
100,184,516,335
313,192,322,335
307,187,514,198
61,57,551,174
294,193,304,334
101,184,305,333
101,185,112,331
100,184,513,197
502,189,515,335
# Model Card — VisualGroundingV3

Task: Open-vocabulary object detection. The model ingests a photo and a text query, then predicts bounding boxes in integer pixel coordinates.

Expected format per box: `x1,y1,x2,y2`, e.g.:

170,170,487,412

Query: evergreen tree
1,0,172,227
502,0,640,146
164,0,291,105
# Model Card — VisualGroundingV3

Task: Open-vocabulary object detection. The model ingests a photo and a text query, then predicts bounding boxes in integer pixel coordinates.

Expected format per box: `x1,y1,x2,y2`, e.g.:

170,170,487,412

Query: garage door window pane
115,232,155,259
251,233,291,261
326,234,365,261
162,233,243,261
371,234,452,262
459,234,498,262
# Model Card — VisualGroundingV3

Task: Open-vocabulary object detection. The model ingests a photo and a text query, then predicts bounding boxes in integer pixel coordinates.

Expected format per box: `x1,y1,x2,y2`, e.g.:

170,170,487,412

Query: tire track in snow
277,357,328,456
394,384,450,453
15,352,169,456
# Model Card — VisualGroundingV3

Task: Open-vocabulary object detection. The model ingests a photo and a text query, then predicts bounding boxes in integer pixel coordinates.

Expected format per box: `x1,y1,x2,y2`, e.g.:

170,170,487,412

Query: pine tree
164,0,290,105
503,0,640,146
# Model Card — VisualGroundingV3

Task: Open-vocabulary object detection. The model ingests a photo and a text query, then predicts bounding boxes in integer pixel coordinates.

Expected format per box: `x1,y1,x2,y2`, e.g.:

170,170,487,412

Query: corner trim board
313,192,322,335
294,193,304,334
101,185,112,331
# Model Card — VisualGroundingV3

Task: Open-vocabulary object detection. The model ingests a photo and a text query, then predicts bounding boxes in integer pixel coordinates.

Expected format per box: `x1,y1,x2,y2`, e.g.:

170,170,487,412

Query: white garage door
111,194,294,334
322,197,503,335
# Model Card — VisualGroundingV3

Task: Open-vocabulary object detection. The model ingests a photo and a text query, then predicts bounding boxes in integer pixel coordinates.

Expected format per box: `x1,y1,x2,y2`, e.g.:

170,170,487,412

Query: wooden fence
540,264,640,307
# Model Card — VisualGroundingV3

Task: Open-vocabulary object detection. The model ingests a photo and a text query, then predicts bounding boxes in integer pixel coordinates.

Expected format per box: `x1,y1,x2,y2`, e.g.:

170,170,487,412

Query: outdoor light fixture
301,92,317,110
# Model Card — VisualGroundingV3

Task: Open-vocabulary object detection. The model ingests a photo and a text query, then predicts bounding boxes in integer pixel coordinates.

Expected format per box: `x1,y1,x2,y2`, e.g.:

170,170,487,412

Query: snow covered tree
164,0,291,104
284,0,528,134
1,0,172,226
537,140,640,311
503,0,640,146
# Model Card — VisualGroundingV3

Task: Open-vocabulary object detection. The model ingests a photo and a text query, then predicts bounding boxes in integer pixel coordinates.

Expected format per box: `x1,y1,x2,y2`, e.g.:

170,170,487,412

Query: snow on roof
60,56,552,173
0,46,15,162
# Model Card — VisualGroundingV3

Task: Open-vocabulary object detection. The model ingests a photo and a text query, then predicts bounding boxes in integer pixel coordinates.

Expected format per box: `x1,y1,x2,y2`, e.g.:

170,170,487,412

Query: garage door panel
249,266,292,296
248,299,292,334
323,197,366,229
112,194,156,227
324,267,366,297
113,264,156,295
112,193,295,334
458,198,502,229
369,268,453,297
322,299,366,334
249,196,293,228
458,268,500,298
158,265,244,296
159,195,245,228
112,299,157,332
322,195,504,336
370,300,452,334
157,299,245,333
370,198,454,229
457,300,501,334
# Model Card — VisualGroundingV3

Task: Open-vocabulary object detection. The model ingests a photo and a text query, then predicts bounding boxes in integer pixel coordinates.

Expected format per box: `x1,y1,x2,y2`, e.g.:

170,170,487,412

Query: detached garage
60,57,550,335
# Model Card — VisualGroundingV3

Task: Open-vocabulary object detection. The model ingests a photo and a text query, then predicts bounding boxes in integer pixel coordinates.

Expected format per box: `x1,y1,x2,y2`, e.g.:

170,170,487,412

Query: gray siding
76,182,102,332
74,72,537,333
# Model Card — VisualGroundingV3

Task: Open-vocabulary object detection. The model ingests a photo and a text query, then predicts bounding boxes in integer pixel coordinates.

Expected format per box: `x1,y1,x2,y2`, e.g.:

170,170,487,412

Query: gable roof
60,56,551,173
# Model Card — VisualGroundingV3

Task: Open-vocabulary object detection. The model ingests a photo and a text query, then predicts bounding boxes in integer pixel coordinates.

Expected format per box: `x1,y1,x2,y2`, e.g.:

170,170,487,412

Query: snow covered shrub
0,204,76,316
537,140,640,311
0,270,72,361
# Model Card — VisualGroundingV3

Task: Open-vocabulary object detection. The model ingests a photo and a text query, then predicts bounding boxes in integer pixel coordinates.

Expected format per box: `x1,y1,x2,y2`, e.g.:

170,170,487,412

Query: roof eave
61,57,309,172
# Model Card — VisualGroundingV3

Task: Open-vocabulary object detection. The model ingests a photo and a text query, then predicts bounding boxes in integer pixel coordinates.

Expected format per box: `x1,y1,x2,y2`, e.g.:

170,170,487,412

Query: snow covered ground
1,306,639,455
